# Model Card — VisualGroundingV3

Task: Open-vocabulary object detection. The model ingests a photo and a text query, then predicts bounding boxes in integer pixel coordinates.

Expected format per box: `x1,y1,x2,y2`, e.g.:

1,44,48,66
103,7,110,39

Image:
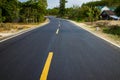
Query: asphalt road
0,17,120,80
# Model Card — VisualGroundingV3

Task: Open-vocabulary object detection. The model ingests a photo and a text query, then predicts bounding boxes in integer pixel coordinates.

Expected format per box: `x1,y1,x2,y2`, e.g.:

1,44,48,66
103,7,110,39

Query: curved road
0,17,120,80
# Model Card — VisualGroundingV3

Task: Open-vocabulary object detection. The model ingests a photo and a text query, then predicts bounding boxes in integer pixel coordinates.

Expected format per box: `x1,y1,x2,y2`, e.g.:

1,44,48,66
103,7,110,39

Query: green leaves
0,0,47,23
47,7,59,16
66,5,100,22
115,5,120,16
59,0,66,17
0,0,18,22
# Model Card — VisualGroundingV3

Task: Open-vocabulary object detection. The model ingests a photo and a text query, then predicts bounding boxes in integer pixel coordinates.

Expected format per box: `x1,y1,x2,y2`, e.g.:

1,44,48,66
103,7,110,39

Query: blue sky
19,0,97,8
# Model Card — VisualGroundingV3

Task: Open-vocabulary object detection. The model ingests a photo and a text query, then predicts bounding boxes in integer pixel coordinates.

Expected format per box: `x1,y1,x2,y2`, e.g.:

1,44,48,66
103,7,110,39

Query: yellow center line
40,52,53,80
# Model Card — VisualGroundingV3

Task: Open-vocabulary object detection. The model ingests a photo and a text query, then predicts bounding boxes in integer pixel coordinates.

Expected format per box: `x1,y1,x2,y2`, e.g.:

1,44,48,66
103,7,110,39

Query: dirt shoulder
0,19,49,41
69,20,120,48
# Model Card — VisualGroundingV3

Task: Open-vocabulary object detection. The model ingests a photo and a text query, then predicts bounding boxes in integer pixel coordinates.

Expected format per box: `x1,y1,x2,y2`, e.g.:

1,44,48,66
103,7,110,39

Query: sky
19,0,97,9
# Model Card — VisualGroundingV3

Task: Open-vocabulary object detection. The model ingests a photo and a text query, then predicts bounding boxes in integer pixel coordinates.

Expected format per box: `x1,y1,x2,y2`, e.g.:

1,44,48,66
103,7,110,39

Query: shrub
103,25,120,36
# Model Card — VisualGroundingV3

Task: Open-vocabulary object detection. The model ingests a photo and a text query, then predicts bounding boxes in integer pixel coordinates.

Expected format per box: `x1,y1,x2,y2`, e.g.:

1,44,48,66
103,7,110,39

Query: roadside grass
106,34,120,44
0,19,48,39
103,26,120,36
0,23,40,32
86,21,120,40
102,26,120,43
82,20,120,45
0,23,14,31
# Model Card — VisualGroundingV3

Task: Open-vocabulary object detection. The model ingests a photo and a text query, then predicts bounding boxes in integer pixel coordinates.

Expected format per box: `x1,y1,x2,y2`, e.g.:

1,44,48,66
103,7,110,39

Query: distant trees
59,0,67,17
61,0,120,22
66,6,100,22
47,0,101,22
0,0,47,23
66,6,81,21
83,0,120,7
102,0,120,6
82,1,108,7
19,0,48,23
47,7,59,16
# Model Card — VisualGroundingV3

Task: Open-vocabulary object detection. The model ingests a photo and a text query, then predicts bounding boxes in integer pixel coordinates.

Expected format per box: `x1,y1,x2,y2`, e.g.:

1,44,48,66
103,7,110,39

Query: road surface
0,17,120,80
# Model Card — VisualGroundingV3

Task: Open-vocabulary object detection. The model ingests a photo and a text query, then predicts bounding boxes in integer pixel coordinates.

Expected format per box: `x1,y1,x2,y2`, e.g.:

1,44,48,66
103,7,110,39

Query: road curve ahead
0,17,120,80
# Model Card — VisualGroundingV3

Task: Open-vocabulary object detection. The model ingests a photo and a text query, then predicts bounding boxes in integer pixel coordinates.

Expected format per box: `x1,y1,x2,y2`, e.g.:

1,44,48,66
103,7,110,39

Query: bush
103,25,120,36
115,5,120,16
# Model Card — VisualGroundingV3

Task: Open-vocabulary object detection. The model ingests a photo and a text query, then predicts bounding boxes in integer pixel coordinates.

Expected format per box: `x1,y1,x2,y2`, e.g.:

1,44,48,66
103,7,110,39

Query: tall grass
0,23,13,31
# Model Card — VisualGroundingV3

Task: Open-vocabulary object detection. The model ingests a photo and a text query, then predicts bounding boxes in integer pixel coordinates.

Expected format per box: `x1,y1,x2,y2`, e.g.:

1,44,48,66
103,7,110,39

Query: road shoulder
68,20,120,48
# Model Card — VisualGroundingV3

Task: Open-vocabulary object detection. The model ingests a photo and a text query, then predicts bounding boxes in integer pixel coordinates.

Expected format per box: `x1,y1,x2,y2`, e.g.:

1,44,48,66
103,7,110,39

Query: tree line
47,0,120,22
0,0,47,23
1,0,120,23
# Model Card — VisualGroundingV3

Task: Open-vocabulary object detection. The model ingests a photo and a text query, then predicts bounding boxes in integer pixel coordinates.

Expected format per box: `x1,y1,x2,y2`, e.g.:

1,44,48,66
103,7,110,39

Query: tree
66,6,81,21
0,0,47,23
59,0,67,17
102,0,120,6
82,1,108,7
115,5,120,16
19,0,47,23
0,0,19,22
66,5,100,22
82,0,120,7
47,7,59,16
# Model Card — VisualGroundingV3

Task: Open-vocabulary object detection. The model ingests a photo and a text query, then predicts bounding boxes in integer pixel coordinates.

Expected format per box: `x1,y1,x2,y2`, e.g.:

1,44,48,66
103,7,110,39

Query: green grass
103,25,120,36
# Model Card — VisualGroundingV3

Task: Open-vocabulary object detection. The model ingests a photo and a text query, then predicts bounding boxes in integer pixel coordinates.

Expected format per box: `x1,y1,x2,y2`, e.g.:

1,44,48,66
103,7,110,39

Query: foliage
47,7,59,16
83,0,120,7
0,0,47,23
115,5,120,16
82,1,108,7
59,0,67,17
66,6,100,22
103,26,120,36
102,0,120,6
19,0,47,23
64,0,120,22
0,0,19,22
65,6,80,21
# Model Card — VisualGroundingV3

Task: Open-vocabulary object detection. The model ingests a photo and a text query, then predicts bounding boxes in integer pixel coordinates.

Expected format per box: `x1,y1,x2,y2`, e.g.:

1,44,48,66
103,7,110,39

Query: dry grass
0,23,40,33
0,19,49,39
83,20,120,45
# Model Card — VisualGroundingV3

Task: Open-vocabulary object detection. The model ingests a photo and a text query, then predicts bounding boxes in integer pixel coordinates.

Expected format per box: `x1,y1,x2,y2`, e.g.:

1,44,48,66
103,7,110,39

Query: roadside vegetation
47,0,120,44
0,0,47,31
0,23,41,32
103,26,120,37
48,0,120,21
83,20,120,45
83,0,120,40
